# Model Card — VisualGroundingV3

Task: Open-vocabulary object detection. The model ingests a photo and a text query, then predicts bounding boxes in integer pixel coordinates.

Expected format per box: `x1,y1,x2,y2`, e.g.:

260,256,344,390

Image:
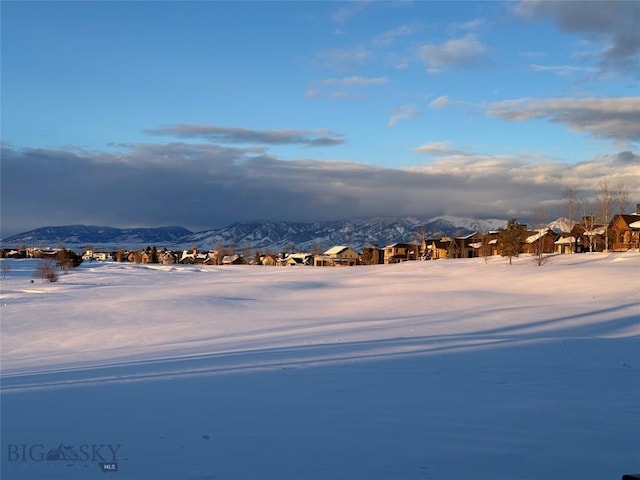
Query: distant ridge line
1,216,514,251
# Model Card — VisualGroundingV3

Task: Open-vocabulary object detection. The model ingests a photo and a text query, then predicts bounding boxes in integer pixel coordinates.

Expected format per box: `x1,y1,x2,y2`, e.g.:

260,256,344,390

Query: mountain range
2,216,513,252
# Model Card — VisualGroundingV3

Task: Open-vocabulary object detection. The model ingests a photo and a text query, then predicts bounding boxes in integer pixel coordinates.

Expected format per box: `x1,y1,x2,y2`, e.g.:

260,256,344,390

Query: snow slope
1,253,639,479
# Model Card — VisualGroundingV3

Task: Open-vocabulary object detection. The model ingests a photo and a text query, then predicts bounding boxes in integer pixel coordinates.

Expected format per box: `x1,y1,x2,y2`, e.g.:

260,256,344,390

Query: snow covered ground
1,253,639,479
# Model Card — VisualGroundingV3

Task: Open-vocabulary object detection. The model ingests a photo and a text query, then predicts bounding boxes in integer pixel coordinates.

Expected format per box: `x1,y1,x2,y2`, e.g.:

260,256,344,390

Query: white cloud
319,76,389,87
429,95,451,109
332,0,372,24
528,64,596,76
448,18,488,34
487,96,640,141
387,105,423,127
306,76,388,100
371,23,421,47
418,35,490,73
305,89,357,100
414,141,470,156
519,50,546,58
315,47,373,71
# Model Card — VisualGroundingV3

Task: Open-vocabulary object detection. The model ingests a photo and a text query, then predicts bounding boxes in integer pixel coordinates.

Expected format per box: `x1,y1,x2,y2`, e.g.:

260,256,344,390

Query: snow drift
1,253,639,479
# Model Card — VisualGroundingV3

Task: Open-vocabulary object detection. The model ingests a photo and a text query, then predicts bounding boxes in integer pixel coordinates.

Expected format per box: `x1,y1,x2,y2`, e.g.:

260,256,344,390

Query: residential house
383,243,420,263
193,253,211,265
261,254,278,266
1,249,26,258
179,248,198,264
360,245,384,265
522,228,557,254
222,254,245,265
159,250,177,264
609,204,640,251
447,233,478,258
279,253,313,266
314,246,359,266
571,216,606,252
425,237,450,260
82,249,112,261
554,236,579,255
424,235,479,259
470,232,499,258
27,247,59,259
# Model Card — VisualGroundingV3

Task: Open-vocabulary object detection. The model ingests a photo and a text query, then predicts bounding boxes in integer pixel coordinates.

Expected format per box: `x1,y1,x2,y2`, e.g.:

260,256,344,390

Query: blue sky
2,1,639,236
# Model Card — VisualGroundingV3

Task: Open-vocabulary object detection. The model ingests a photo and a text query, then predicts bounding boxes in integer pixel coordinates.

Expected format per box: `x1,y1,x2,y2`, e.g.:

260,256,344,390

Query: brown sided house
610,204,640,251
383,243,420,263
522,228,557,255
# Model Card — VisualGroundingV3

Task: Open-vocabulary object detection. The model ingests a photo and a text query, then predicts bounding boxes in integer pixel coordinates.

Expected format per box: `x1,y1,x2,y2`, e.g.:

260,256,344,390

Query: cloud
317,76,389,87
414,141,470,156
411,151,640,207
487,96,640,142
428,95,452,109
306,76,388,100
612,150,640,166
315,47,373,71
305,89,355,100
371,23,421,47
332,0,371,24
519,50,546,58
448,18,489,34
2,142,638,237
418,35,490,73
515,0,640,76
144,125,347,147
387,105,423,127
528,64,596,76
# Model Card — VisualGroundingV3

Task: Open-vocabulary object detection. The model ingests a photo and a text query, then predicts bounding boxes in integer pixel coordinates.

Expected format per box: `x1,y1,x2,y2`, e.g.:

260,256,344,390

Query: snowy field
1,253,639,480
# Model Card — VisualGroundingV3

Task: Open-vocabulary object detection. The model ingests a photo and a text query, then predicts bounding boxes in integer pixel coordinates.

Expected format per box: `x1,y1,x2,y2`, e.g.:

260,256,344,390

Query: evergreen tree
150,246,159,263
497,218,527,265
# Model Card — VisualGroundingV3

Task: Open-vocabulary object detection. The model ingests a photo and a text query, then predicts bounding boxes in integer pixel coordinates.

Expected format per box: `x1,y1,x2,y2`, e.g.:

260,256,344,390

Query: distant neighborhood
3,205,638,267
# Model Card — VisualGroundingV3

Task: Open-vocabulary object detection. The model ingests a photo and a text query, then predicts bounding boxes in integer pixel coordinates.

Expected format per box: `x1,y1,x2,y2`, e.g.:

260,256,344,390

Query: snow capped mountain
2,225,193,249
2,217,509,252
548,217,576,234
181,218,418,252
429,215,508,233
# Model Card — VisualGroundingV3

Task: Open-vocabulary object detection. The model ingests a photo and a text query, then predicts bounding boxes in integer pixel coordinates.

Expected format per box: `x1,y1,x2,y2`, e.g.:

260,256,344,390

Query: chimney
636,203,640,215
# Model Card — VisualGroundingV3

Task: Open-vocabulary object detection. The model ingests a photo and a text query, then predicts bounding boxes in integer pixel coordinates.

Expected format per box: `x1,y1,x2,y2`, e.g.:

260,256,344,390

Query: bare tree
531,208,552,266
132,250,144,264
612,181,630,214
114,248,126,262
596,180,615,252
1,262,10,278
580,199,598,252
213,241,225,265
478,232,492,263
35,260,58,282
563,186,581,233
56,249,72,272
